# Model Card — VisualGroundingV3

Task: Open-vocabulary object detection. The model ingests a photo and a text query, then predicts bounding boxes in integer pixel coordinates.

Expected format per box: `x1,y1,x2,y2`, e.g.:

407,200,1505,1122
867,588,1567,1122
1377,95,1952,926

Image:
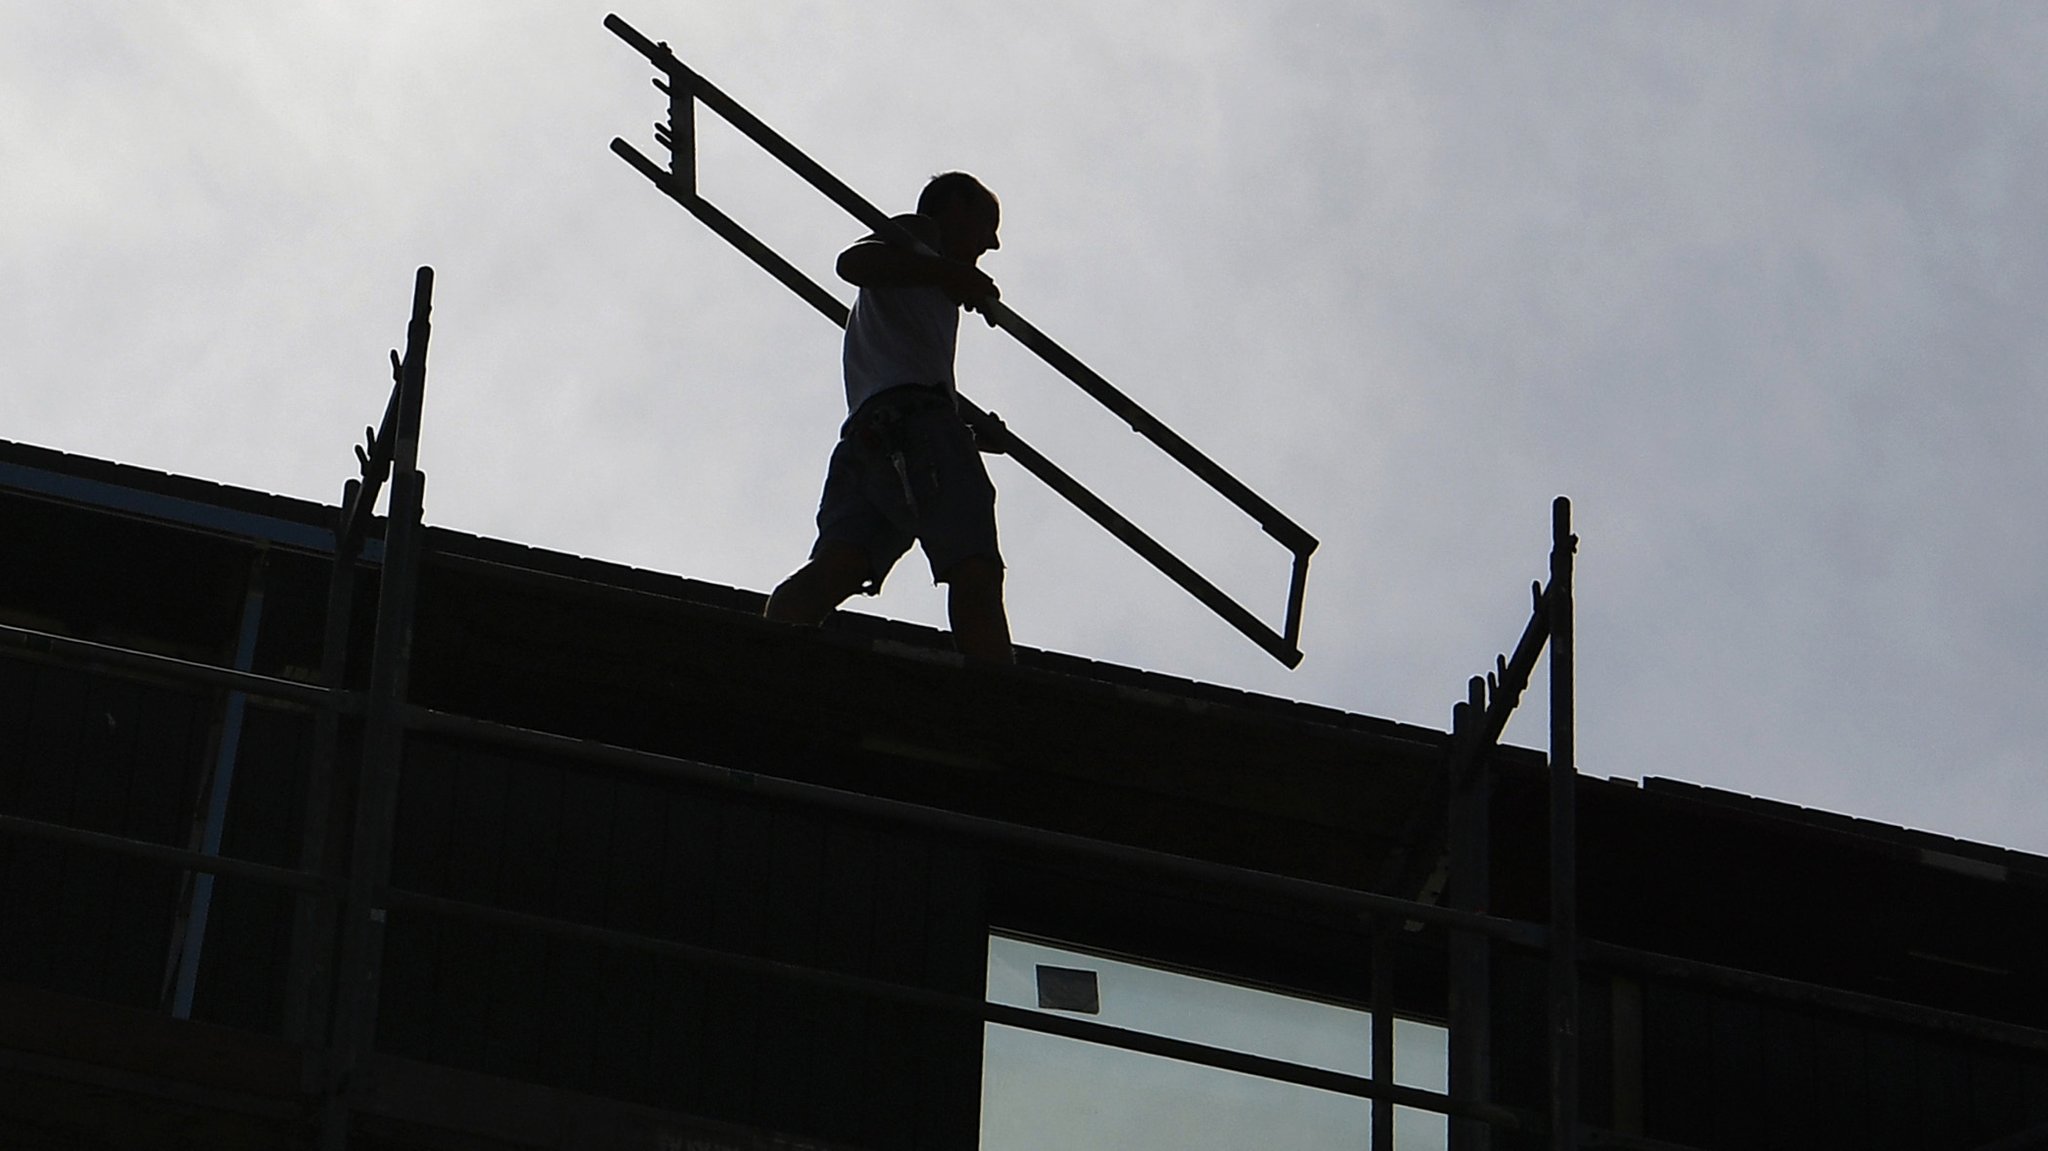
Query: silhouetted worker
764,172,1014,664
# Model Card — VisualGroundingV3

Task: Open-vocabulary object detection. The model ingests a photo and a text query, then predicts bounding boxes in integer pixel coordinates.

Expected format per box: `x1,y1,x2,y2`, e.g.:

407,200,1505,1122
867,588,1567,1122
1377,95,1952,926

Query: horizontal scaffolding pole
0,1045,307,1123
12,611,2042,1065
1579,1130,1721,1151
402,703,1543,944
0,621,360,714
381,884,1534,1130
409,702,2048,1061
0,811,336,895
12,599,2044,1109
1579,938,2048,1055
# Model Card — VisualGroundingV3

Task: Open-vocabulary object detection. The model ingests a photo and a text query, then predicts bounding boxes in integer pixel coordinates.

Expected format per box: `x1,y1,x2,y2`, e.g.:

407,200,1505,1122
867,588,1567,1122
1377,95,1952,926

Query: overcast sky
5,4,2044,859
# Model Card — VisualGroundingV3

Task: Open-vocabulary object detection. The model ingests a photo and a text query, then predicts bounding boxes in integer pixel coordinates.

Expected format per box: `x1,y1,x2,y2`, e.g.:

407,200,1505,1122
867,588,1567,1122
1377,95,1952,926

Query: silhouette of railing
604,13,1317,668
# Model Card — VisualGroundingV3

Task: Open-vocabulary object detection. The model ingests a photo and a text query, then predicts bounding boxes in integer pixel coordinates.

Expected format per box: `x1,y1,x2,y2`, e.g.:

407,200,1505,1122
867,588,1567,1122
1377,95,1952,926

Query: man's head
918,171,1000,263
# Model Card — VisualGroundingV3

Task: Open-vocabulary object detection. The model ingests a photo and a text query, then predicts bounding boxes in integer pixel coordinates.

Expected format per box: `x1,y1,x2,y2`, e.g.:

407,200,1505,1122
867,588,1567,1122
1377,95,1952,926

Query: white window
981,934,1449,1150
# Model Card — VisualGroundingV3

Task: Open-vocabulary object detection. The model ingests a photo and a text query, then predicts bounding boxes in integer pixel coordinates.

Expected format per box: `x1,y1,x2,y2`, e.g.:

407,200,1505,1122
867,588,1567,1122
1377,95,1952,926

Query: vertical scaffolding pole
1448,674,1493,1151
285,480,361,1050
1371,922,1396,1150
1439,500,1561,1147
1547,496,1578,1149
291,358,404,1050
320,267,435,1151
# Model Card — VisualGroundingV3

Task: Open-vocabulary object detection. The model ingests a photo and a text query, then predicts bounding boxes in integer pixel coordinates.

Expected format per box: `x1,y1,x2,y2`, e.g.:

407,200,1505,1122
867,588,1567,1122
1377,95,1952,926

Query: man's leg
943,555,1013,665
765,542,871,626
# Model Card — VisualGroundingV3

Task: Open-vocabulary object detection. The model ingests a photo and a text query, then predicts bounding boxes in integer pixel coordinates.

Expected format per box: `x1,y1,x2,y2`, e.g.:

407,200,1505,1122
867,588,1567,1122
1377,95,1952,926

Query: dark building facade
2,436,2045,1150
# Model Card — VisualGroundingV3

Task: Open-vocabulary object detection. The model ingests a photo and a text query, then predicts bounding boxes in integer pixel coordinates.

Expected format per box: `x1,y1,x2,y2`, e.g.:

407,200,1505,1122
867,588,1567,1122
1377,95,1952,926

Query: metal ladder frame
605,13,1318,668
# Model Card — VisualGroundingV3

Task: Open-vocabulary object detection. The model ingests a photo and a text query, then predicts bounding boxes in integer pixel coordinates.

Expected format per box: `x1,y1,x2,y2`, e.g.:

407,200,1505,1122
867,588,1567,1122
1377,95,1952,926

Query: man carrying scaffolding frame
611,12,1315,667
763,172,1016,665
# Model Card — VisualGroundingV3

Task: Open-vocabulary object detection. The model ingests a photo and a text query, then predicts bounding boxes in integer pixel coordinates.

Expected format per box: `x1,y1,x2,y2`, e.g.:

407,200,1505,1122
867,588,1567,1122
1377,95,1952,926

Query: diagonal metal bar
613,140,848,326
338,380,402,559
606,14,1313,666
975,295,1316,554
952,397,1301,666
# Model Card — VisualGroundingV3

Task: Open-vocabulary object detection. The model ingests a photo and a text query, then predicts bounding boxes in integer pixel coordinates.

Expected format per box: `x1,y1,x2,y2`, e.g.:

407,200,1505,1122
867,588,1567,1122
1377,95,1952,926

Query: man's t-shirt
841,213,961,415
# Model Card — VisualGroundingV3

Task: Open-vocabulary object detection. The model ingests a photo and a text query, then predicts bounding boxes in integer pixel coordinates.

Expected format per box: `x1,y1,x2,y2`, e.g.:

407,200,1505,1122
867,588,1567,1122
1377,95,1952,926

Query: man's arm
836,214,998,308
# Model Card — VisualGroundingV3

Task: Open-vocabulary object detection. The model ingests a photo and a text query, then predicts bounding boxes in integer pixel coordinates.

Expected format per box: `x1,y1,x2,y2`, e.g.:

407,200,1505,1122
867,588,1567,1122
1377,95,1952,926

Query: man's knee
766,544,871,624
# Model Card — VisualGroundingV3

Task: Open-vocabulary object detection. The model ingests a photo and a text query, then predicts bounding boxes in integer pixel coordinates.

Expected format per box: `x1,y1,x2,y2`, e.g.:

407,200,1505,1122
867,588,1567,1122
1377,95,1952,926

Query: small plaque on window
1035,965,1100,1014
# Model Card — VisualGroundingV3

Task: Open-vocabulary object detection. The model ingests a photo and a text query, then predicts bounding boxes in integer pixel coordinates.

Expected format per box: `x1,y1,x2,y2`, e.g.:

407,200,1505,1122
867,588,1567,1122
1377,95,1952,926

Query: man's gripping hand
942,261,1000,320
970,409,1012,455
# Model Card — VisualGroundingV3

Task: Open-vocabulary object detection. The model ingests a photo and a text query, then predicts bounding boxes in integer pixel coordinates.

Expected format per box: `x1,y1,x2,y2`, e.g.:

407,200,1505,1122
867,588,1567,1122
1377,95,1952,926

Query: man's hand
941,261,1000,315
971,409,1012,455
838,216,1000,324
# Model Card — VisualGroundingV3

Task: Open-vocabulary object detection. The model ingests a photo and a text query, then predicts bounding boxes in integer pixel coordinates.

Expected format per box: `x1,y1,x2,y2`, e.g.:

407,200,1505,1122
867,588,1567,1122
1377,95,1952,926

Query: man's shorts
811,388,1002,590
